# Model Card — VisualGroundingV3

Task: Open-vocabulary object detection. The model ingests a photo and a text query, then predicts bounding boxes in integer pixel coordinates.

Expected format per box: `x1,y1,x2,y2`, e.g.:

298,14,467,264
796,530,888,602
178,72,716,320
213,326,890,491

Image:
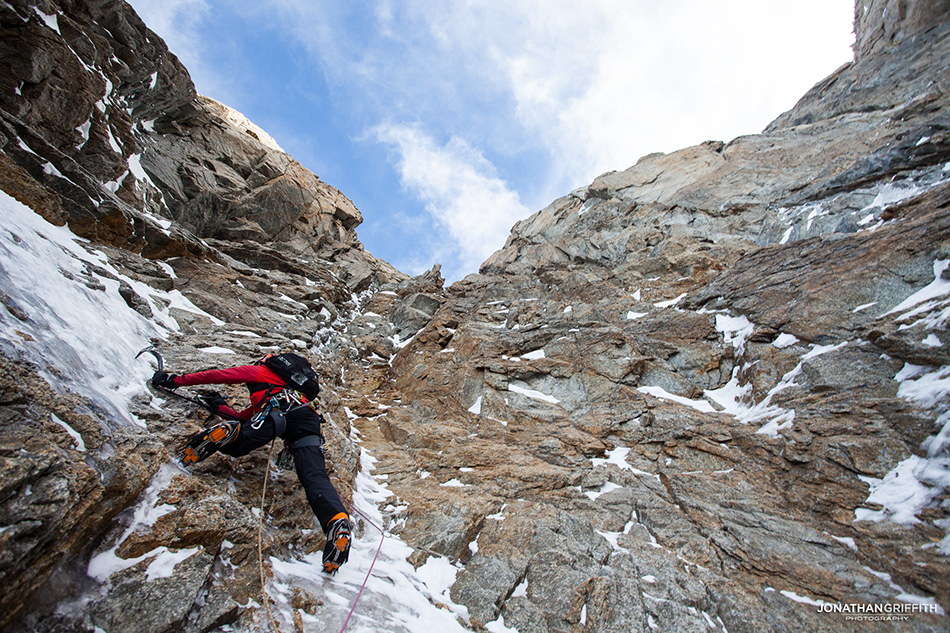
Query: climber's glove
197,390,228,411
151,371,178,390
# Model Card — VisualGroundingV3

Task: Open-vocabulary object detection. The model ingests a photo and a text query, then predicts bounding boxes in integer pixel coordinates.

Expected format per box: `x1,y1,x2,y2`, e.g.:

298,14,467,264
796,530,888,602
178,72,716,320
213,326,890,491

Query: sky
125,0,856,282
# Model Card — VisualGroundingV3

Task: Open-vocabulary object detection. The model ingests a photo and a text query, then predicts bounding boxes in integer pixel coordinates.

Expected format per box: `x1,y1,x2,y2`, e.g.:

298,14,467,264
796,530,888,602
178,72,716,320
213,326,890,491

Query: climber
151,353,351,574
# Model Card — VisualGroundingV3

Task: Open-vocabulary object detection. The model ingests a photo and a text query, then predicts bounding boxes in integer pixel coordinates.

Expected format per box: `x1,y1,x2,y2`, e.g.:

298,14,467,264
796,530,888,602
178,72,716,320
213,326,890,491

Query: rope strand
258,439,282,633
337,498,386,633
255,444,386,633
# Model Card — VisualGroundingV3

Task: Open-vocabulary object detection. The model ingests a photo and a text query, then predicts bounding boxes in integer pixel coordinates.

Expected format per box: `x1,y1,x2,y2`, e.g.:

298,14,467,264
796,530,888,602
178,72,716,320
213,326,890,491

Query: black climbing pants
292,443,346,533
219,411,346,533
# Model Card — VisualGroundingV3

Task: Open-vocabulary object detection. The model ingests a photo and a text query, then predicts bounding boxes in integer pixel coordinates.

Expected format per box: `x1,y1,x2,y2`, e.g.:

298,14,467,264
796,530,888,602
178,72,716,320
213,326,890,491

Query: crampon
322,513,351,574
177,421,238,466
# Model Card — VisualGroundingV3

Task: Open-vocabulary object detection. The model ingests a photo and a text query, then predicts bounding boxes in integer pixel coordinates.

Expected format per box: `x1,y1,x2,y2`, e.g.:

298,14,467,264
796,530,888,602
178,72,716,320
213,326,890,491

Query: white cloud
373,123,530,280
252,0,854,270
419,0,856,187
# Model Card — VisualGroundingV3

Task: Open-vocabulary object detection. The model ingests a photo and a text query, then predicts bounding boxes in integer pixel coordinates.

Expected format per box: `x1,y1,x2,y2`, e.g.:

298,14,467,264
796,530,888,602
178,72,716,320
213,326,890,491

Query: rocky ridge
1,1,950,632
0,0,402,289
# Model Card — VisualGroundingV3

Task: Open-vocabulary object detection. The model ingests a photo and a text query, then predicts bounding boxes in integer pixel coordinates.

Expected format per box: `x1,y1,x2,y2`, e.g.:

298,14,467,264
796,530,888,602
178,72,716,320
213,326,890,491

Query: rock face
1,1,950,632
350,3,950,631
0,0,398,629
0,0,402,289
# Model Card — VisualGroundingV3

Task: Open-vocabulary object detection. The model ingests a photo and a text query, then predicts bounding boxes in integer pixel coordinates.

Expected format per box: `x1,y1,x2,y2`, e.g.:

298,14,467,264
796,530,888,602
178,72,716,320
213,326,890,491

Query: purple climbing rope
338,498,386,633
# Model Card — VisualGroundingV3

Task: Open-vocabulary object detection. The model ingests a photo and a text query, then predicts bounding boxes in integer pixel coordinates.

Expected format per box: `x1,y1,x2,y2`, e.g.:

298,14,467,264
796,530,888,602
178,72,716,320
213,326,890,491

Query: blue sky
126,0,855,283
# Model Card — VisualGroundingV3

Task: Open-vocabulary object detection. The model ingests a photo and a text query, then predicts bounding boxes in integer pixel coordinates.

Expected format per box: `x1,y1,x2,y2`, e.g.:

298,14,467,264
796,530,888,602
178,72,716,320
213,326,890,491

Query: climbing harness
251,388,318,434
250,394,283,431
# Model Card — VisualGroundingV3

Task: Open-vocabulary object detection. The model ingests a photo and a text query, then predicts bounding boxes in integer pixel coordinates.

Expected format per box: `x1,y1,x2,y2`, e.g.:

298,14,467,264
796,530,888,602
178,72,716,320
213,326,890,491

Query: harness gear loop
250,392,282,430
250,387,316,432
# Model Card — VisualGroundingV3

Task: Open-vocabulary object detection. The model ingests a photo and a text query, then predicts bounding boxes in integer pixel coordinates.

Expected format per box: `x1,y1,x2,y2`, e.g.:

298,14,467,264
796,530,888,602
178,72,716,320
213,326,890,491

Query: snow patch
50,413,86,451
127,154,154,189
772,333,799,348
228,330,261,338
885,260,950,318
654,293,687,308
864,182,925,214
486,505,507,521
269,449,472,630
512,577,528,597
88,464,179,581
485,615,520,633
146,546,201,580
415,555,463,611
508,383,559,404
706,342,847,437
896,364,950,410
779,590,826,607
828,534,858,552
198,346,236,354
37,9,59,33
855,362,950,549
637,386,715,413
585,481,622,501
854,455,950,525
77,120,91,145
716,314,754,355
0,191,164,425
591,446,632,470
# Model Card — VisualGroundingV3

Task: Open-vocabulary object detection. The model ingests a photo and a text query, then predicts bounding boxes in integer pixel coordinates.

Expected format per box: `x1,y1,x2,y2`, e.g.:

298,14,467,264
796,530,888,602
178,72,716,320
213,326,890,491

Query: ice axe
135,346,244,421
135,345,164,373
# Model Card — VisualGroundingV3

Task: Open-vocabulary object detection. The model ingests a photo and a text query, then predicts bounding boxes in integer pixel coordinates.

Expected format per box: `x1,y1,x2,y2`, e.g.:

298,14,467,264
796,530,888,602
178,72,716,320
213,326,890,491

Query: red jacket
173,365,287,421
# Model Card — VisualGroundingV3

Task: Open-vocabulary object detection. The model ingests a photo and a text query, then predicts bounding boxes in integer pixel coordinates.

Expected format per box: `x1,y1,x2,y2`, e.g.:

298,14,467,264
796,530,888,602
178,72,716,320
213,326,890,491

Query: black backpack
262,353,320,400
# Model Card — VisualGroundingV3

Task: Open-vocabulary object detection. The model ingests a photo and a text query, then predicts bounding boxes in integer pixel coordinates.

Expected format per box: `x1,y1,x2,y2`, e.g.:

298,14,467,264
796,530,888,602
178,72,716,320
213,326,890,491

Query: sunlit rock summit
1,1,949,632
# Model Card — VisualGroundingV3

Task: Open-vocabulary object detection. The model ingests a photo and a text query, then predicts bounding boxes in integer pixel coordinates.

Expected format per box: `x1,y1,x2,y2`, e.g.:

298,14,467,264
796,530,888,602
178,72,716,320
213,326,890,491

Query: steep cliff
1,1,949,633
0,0,402,630
0,0,403,289
366,5,950,630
